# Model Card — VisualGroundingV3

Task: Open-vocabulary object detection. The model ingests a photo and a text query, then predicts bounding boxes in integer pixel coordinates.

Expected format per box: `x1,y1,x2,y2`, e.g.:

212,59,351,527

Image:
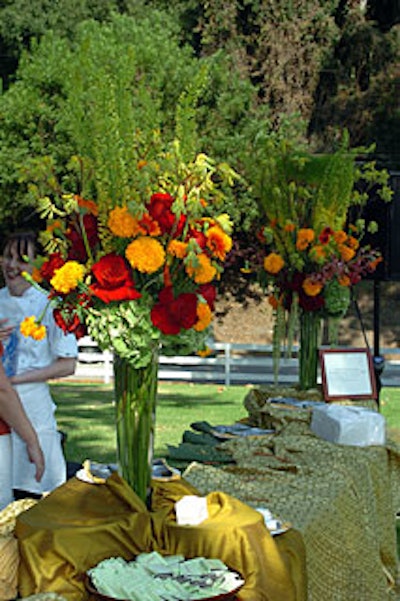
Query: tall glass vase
299,310,321,390
113,347,159,504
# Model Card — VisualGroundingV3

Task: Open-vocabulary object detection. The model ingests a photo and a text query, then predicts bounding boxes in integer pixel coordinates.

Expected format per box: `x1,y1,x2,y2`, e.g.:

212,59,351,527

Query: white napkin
175,495,209,526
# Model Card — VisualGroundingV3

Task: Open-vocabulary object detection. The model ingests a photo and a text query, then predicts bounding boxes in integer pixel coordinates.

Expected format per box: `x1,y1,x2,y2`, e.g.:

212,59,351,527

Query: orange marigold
338,244,356,262
186,253,217,284
108,206,139,238
302,278,323,297
126,237,165,273
194,302,213,331
347,236,359,250
167,240,188,259
296,228,315,251
310,245,326,261
20,316,46,341
50,261,85,294
206,226,232,261
333,230,347,244
338,274,351,286
263,253,285,274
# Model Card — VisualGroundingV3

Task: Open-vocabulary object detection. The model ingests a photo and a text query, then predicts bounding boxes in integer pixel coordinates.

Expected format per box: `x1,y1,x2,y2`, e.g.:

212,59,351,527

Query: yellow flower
263,253,285,274
302,278,323,297
126,237,165,273
108,206,139,238
167,240,188,259
20,316,46,340
194,302,213,331
186,253,217,284
206,226,232,261
296,228,315,251
50,261,85,294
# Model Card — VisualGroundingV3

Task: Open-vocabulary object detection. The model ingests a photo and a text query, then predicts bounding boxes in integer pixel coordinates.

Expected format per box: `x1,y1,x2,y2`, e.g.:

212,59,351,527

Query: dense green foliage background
0,0,398,240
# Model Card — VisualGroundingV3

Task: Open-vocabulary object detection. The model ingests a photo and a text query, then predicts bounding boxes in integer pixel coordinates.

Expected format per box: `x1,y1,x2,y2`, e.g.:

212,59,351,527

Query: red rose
197,283,217,310
151,286,198,335
40,253,65,282
187,225,207,249
147,193,186,236
66,214,100,262
89,254,141,304
53,308,87,339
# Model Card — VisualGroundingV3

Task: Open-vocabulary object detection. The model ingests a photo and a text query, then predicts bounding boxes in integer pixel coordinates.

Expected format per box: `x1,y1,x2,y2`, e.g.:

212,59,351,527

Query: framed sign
319,348,377,401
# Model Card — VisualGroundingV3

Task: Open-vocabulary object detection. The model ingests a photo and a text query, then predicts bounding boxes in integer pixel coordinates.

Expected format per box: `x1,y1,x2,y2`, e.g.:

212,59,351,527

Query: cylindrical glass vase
299,310,321,390
113,349,158,503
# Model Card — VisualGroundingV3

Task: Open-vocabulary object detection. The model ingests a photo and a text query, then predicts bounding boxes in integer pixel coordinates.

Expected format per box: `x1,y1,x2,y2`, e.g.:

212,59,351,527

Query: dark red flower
151,286,198,335
147,193,186,236
66,214,100,262
53,308,87,339
89,254,141,304
187,225,207,250
198,283,217,310
40,253,65,282
319,227,334,244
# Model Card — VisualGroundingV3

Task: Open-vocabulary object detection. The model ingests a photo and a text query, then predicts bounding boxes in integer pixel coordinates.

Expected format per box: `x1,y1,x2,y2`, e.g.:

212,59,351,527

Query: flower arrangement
248,133,393,388
260,220,382,339
20,142,236,368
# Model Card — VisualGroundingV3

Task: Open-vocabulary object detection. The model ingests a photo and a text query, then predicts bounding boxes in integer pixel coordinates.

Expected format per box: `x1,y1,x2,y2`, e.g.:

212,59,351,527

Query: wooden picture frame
319,348,377,401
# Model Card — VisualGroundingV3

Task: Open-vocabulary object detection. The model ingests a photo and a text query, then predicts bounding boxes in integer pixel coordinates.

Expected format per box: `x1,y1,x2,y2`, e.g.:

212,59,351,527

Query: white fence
72,336,400,387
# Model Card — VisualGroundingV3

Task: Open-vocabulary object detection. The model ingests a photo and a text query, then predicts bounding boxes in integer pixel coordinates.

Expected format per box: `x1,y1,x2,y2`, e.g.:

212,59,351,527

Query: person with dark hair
0,231,77,499
0,360,44,509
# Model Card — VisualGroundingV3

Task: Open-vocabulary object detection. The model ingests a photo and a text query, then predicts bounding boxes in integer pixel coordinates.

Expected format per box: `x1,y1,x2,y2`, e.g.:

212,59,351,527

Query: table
181,388,400,601
15,473,307,601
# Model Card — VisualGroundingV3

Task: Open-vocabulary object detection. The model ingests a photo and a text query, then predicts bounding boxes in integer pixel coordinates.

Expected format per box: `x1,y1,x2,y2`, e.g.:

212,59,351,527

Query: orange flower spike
369,256,383,270
302,278,323,297
139,213,161,237
137,159,147,170
263,253,285,274
46,220,63,234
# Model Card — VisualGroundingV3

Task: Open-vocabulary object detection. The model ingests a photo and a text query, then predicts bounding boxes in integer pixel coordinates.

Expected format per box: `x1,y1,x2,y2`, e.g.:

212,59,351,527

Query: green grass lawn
52,381,400,465
52,381,251,465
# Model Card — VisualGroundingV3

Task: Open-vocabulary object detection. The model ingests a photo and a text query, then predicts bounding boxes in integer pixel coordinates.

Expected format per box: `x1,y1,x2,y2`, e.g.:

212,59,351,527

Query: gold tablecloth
182,389,400,601
15,473,306,601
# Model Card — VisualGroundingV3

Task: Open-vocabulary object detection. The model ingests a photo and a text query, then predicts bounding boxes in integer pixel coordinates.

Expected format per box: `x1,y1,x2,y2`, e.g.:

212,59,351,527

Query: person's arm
10,356,76,385
0,364,45,481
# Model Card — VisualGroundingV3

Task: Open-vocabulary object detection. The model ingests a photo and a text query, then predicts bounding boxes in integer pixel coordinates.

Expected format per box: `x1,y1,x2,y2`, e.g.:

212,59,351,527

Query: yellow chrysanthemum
20,316,46,341
302,278,323,297
108,206,140,238
125,237,166,273
167,240,188,259
206,226,232,261
50,261,85,294
186,253,217,284
194,302,213,332
263,253,285,275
